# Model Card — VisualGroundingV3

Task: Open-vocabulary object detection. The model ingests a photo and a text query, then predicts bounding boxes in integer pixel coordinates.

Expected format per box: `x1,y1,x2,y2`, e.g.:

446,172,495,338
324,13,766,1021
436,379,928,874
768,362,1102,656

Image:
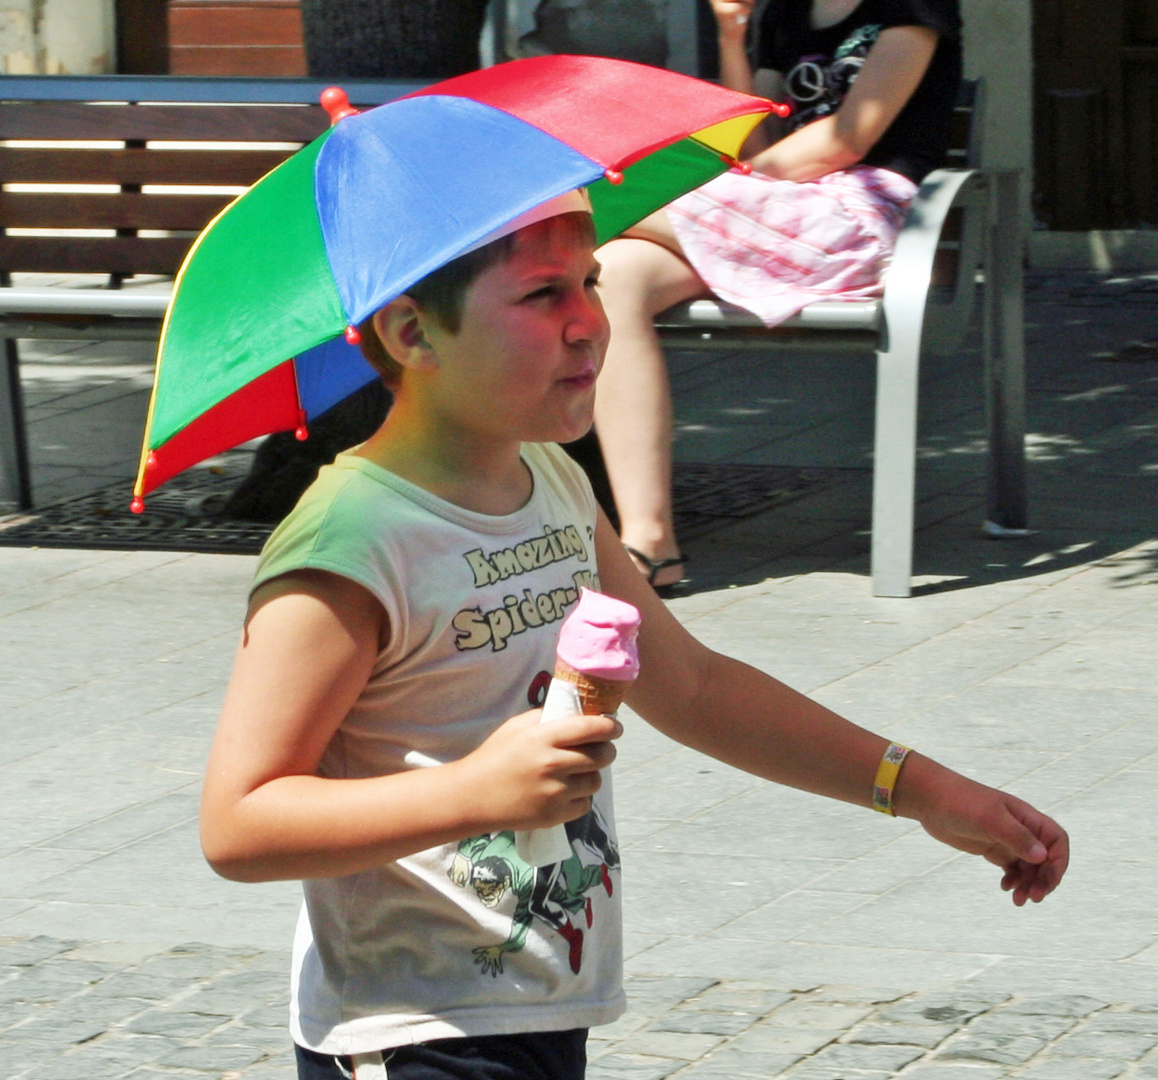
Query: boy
200,191,1068,1080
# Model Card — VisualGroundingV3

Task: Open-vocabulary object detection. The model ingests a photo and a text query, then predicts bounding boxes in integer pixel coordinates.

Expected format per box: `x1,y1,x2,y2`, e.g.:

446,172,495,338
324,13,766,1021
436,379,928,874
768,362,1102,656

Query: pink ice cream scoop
516,588,640,866
556,587,641,681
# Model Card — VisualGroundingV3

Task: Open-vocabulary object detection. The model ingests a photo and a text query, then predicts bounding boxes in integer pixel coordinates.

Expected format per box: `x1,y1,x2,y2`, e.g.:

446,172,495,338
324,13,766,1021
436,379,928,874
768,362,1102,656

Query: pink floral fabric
667,164,917,328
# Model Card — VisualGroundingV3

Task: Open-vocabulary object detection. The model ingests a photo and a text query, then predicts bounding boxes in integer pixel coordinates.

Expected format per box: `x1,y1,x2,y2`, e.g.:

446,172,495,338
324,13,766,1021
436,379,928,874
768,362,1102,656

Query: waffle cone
553,659,630,715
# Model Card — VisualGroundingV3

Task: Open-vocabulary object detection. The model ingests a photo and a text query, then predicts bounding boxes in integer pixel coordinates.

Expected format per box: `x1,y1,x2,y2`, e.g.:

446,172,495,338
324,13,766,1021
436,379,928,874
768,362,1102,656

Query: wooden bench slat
0,102,329,142
0,146,296,185
0,235,193,275
0,191,235,230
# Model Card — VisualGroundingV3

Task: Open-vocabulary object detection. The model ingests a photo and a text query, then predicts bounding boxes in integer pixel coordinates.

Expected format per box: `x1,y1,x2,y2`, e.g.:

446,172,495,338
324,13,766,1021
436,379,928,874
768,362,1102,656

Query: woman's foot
622,543,687,595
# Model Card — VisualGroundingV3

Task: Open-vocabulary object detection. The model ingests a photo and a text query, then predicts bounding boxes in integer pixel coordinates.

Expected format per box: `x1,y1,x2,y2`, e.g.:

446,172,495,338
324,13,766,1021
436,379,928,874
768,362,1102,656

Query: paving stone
936,1032,1047,1065
690,984,794,1013
785,1041,925,1073
1048,1029,1158,1059
0,964,106,1004
617,1029,724,1059
781,1061,894,1080
127,1008,232,1038
157,1042,269,1071
897,1066,1005,1080
0,936,80,967
648,1008,759,1036
178,987,282,1016
35,1035,183,1080
223,1022,293,1053
808,986,907,1005
1000,993,1108,1017
728,1023,842,1056
965,1011,1078,1042
1083,1009,1158,1035
59,942,167,966
86,971,189,1002
1014,1057,1128,1080
234,1056,297,1080
585,1051,685,1079
761,998,876,1029
590,1011,652,1041
622,975,721,1010
0,1037,71,1074
677,1045,804,1077
5,1014,112,1046
880,993,1009,1026
844,1020,957,1048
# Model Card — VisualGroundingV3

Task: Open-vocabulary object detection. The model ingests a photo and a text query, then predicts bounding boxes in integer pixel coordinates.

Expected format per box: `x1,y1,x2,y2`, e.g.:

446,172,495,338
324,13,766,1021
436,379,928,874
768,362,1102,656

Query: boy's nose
564,289,610,346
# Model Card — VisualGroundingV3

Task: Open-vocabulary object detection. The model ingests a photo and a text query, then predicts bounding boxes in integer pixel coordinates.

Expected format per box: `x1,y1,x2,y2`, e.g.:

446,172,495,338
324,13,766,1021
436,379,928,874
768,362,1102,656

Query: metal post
0,337,33,511
983,169,1028,530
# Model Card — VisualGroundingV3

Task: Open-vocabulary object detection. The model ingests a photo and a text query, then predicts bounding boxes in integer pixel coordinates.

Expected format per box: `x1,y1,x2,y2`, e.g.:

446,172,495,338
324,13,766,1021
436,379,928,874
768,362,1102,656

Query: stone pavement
2,270,1158,1077
6,935,1158,1080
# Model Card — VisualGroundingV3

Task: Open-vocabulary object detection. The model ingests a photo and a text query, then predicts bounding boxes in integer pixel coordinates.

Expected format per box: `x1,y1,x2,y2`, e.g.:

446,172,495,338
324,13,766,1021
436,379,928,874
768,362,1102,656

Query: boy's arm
200,569,619,882
595,513,1068,905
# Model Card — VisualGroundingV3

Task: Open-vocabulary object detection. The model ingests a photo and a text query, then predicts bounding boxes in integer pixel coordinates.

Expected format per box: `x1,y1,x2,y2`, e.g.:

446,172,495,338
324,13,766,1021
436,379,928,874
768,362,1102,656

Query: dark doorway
1033,0,1158,229
116,0,169,74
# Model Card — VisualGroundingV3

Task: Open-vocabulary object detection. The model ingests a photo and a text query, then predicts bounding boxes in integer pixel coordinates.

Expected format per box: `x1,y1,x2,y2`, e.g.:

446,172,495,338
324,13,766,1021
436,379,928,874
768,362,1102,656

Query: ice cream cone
553,659,629,716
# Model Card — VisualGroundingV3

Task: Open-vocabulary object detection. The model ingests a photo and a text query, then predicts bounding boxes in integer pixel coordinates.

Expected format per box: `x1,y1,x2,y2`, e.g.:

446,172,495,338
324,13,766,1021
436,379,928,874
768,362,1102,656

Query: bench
0,74,427,513
655,80,1027,597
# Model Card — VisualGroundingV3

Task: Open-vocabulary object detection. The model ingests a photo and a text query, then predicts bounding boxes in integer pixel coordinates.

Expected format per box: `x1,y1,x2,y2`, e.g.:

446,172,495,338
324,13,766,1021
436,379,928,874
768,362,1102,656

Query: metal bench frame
655,80,1027,596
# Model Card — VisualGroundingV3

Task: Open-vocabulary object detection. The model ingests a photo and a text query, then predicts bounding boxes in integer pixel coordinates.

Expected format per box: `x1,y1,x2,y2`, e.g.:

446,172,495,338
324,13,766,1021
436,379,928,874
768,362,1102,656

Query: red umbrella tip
603,169,624,185
772,101,792,118
721,155,753,175
321,87,359,124
130,496,145,514
344,324,362,345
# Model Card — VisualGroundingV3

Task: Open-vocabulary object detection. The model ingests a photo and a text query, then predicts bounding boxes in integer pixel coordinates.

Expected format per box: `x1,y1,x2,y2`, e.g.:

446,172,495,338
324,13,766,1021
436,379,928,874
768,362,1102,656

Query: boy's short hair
358,210,596,387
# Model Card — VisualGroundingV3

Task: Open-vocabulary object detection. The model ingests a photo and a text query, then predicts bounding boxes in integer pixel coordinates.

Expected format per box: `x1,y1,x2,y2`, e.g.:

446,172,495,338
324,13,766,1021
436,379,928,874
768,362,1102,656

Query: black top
754,0,962,183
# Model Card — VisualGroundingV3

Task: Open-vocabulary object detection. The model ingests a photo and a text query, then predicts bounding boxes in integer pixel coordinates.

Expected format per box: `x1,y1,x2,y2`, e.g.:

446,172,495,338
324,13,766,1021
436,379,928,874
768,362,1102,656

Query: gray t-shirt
253,441,624,1054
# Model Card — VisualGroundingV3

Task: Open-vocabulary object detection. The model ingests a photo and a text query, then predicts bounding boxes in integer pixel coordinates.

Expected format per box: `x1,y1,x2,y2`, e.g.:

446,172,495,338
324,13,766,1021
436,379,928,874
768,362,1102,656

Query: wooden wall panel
167,0,307,77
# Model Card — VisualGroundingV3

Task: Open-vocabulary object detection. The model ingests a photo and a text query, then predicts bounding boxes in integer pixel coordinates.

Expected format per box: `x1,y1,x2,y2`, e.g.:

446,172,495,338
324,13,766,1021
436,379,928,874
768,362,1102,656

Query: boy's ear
372,296,437,371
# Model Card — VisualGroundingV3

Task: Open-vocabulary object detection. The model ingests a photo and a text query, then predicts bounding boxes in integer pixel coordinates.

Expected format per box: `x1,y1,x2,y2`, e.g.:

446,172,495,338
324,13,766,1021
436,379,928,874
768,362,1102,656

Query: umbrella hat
134,55,783,507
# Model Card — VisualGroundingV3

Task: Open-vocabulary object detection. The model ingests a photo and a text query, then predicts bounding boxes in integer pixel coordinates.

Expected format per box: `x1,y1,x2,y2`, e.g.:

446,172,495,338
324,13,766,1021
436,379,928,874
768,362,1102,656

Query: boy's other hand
901,763,1069,906
456,710,622,833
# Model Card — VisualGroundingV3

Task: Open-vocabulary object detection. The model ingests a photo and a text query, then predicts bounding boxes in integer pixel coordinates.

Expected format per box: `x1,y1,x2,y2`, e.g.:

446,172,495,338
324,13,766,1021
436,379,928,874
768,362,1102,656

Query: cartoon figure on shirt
785,24,882,128
448,807,619,977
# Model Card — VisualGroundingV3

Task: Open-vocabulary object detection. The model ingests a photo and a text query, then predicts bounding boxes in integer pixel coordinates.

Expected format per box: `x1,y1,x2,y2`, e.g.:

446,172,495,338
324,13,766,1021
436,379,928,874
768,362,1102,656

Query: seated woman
593,0,962,591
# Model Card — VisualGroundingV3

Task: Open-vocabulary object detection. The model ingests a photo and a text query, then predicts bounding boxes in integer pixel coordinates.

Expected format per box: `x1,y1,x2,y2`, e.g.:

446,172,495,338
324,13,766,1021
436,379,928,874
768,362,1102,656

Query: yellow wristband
872,743,912,816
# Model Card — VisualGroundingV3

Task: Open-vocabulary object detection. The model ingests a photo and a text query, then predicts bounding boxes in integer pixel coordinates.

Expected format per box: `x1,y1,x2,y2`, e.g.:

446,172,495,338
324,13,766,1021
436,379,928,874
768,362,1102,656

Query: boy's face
421,218,609,446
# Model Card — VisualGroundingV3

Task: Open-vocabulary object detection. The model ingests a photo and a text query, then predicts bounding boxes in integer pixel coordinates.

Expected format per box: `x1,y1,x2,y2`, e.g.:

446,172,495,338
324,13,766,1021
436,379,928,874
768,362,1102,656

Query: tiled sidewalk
2,270,1157,1078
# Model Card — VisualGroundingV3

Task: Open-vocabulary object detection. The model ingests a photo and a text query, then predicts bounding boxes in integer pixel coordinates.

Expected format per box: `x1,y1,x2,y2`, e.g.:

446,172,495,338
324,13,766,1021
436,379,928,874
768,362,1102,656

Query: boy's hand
455,710,622,833
901,765,1069,906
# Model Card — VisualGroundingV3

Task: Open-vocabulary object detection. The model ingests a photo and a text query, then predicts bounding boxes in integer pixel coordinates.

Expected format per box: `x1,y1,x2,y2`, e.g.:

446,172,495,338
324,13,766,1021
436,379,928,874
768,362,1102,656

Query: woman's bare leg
595,213,709,588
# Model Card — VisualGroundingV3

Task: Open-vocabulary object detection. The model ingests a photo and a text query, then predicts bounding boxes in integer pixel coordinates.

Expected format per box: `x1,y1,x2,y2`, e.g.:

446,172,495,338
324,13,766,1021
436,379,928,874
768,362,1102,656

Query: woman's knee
597,238,706,314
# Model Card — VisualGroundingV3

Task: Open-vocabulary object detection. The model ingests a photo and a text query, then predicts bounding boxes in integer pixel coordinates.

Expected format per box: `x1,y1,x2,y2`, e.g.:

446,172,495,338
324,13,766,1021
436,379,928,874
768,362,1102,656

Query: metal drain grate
0,461,850,555
671,463,845,539
0,456,269,556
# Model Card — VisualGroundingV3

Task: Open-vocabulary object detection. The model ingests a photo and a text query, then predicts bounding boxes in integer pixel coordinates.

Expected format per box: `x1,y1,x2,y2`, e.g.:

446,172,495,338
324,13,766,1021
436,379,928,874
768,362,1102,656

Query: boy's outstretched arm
595,512,1068,905
200,569,620,882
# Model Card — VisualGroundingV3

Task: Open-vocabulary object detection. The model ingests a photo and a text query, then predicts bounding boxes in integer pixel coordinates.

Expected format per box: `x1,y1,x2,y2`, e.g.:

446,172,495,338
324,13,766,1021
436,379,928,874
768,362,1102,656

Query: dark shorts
295,1029,588,1080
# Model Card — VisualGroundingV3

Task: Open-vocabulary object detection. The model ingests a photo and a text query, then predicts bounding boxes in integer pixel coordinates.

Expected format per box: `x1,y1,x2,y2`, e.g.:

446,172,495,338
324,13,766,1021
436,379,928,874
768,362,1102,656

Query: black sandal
622,544,688,597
